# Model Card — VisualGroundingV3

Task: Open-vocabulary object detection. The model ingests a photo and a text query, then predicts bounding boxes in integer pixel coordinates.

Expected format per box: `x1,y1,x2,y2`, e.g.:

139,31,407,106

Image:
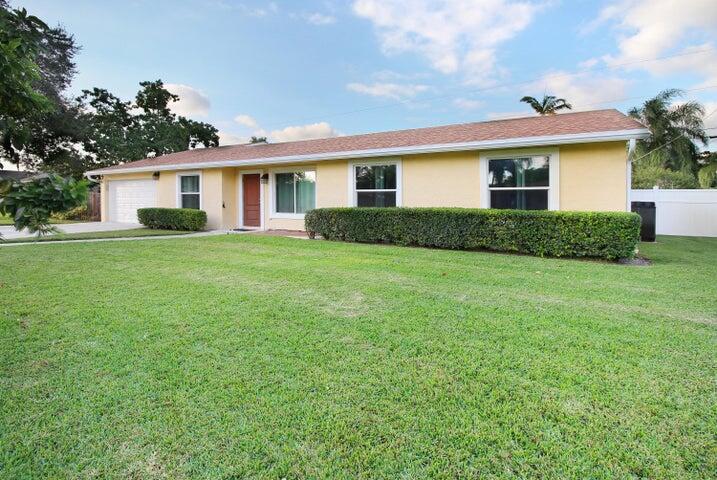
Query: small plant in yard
52,204,89,221
137,207,207,231
0,173,88,239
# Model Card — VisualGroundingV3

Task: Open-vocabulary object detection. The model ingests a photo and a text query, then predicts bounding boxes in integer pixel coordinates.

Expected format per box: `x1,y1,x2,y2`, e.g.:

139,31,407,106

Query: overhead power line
259,47,717,131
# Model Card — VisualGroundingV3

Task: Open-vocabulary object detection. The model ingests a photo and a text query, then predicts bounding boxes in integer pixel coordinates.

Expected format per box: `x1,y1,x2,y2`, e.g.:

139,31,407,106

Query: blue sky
12,0,717,147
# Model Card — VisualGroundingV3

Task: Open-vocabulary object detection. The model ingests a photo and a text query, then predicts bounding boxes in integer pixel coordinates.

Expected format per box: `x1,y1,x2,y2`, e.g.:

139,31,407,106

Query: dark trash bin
631,201,656,242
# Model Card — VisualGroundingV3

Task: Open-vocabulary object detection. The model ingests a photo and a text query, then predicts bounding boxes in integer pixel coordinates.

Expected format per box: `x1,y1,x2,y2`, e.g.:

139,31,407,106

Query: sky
9,0,717,151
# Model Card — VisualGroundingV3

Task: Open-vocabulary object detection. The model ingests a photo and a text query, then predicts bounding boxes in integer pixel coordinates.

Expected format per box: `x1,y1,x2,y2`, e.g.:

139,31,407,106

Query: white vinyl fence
631,188,717,237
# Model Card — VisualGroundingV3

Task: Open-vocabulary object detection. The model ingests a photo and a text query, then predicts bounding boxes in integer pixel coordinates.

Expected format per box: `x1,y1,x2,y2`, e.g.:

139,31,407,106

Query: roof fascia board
86,128,650,176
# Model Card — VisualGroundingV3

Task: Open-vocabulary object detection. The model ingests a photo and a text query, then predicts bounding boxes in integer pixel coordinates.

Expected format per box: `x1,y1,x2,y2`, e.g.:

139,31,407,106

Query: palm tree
520,95,572,115
628,89,708,173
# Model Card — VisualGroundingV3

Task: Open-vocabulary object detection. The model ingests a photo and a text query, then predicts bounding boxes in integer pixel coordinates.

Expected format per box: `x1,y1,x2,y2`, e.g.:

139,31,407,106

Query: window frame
479,149,559,211
176,171,202,210
348,158,402,207
269,167,317,219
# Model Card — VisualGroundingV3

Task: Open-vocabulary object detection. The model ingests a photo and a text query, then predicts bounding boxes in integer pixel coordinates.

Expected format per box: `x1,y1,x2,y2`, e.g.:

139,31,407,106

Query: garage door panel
109,180,157,223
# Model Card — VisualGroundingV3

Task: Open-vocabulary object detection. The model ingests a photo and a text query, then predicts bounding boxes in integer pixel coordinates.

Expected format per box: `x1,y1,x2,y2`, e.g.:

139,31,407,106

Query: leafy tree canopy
632,148,698,189
1,3,220,178
629,89,707,174
0,5,52,119
1,1,81,173
520,95,572,115
75,80,219,176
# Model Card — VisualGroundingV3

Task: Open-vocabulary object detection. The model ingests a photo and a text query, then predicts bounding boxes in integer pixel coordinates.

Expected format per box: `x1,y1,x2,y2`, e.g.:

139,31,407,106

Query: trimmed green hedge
137,208,207,231
305,208,641,260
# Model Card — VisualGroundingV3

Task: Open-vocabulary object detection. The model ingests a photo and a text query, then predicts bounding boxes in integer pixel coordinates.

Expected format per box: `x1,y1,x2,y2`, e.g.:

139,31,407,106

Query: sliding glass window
274,171,316,215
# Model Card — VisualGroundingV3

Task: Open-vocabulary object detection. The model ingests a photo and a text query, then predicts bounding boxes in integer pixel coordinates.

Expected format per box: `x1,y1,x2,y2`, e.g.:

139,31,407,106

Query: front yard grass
0,235,715,479
2,228,192,244
0,213,80,225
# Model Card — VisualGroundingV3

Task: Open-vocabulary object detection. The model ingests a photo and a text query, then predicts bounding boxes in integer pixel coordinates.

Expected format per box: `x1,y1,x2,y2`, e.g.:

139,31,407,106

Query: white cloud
269,122,341,142
525,71,630,111
595,0,717,86
165,84,210,117
234,114,259,128
218,131,248,146
222,113,341,144
304,12,336,25
347,82,429,100
225,1,278,17
452,98,484,110
578,58,599,69
372,70,430,81
352,0,542,85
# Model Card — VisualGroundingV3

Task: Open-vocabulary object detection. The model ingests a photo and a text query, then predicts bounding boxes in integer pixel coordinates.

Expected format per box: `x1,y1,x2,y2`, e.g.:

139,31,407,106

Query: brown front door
242,174,261,227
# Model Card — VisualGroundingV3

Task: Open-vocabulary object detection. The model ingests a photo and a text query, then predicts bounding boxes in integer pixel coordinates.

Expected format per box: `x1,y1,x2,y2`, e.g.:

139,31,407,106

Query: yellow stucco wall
221,168,237,229
316,160,348,208
200,169,224,230
157,171,176,208
100,140,628,228
559,141,627,211
402,151,481,207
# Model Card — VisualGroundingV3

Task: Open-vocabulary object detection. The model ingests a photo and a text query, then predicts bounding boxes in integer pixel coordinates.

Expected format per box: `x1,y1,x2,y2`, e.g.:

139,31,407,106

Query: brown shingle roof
92,109,646,173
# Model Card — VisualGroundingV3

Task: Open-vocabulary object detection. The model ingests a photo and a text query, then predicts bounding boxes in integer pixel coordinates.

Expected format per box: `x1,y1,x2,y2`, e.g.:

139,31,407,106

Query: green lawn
2,228,192,244
0,213,80,225
1,235,715,479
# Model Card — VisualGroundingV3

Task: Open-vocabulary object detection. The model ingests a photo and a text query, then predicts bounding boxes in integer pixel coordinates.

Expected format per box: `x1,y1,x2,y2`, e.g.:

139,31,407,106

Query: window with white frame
488,156,550,210
274,171,316,215
179,174,201,209
353,163,398,207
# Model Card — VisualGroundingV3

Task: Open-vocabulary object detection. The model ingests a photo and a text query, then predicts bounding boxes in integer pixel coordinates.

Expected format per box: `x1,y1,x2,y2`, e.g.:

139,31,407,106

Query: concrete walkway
0,221,141,240
0,230,229,247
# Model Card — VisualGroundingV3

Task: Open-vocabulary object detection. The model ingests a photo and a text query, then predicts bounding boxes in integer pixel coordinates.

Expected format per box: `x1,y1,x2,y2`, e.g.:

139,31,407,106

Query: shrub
54,204,88,220
305,208,641,260
137,208,207,231
632,163,698,189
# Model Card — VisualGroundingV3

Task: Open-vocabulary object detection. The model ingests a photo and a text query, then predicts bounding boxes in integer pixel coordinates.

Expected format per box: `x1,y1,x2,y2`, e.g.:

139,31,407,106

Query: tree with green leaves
519,95,572,115
250,136,267,144
0,173,88,238
75,80,219,175
632,149,699,189
697,152,717,188
1,3,220,178
1,1,84,175
0,5,54,164
628,89,708,174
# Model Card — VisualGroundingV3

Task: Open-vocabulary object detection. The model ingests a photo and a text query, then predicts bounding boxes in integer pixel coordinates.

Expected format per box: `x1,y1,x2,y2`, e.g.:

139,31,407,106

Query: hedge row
305,207,641,260
137,208,207,231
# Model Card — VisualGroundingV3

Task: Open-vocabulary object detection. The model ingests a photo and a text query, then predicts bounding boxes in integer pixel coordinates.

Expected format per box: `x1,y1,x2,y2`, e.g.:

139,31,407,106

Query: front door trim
238,170,264,230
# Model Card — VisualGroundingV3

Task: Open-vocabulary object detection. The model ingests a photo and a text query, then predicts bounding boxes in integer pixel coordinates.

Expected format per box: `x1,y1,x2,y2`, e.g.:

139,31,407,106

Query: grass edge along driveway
0,235,715,479
1,228,192,244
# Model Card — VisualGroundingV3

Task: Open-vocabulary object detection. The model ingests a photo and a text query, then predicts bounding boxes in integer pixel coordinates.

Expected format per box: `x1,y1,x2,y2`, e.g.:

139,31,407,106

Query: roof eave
85,128,650,177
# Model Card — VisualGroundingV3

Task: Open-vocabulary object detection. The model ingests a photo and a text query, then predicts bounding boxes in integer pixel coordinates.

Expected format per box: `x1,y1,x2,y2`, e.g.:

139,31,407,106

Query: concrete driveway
0,222,142,240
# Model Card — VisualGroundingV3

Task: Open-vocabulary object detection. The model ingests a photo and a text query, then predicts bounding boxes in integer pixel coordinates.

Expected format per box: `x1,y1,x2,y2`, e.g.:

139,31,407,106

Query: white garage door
109,180,157,223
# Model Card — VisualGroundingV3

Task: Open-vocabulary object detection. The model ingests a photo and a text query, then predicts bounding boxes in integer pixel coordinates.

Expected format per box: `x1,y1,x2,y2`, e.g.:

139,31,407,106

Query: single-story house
85,109,649,230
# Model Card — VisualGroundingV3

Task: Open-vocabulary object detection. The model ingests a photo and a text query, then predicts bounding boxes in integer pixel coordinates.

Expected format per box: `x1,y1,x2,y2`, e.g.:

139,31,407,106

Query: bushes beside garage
305,208,641,260
137,208,207,231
